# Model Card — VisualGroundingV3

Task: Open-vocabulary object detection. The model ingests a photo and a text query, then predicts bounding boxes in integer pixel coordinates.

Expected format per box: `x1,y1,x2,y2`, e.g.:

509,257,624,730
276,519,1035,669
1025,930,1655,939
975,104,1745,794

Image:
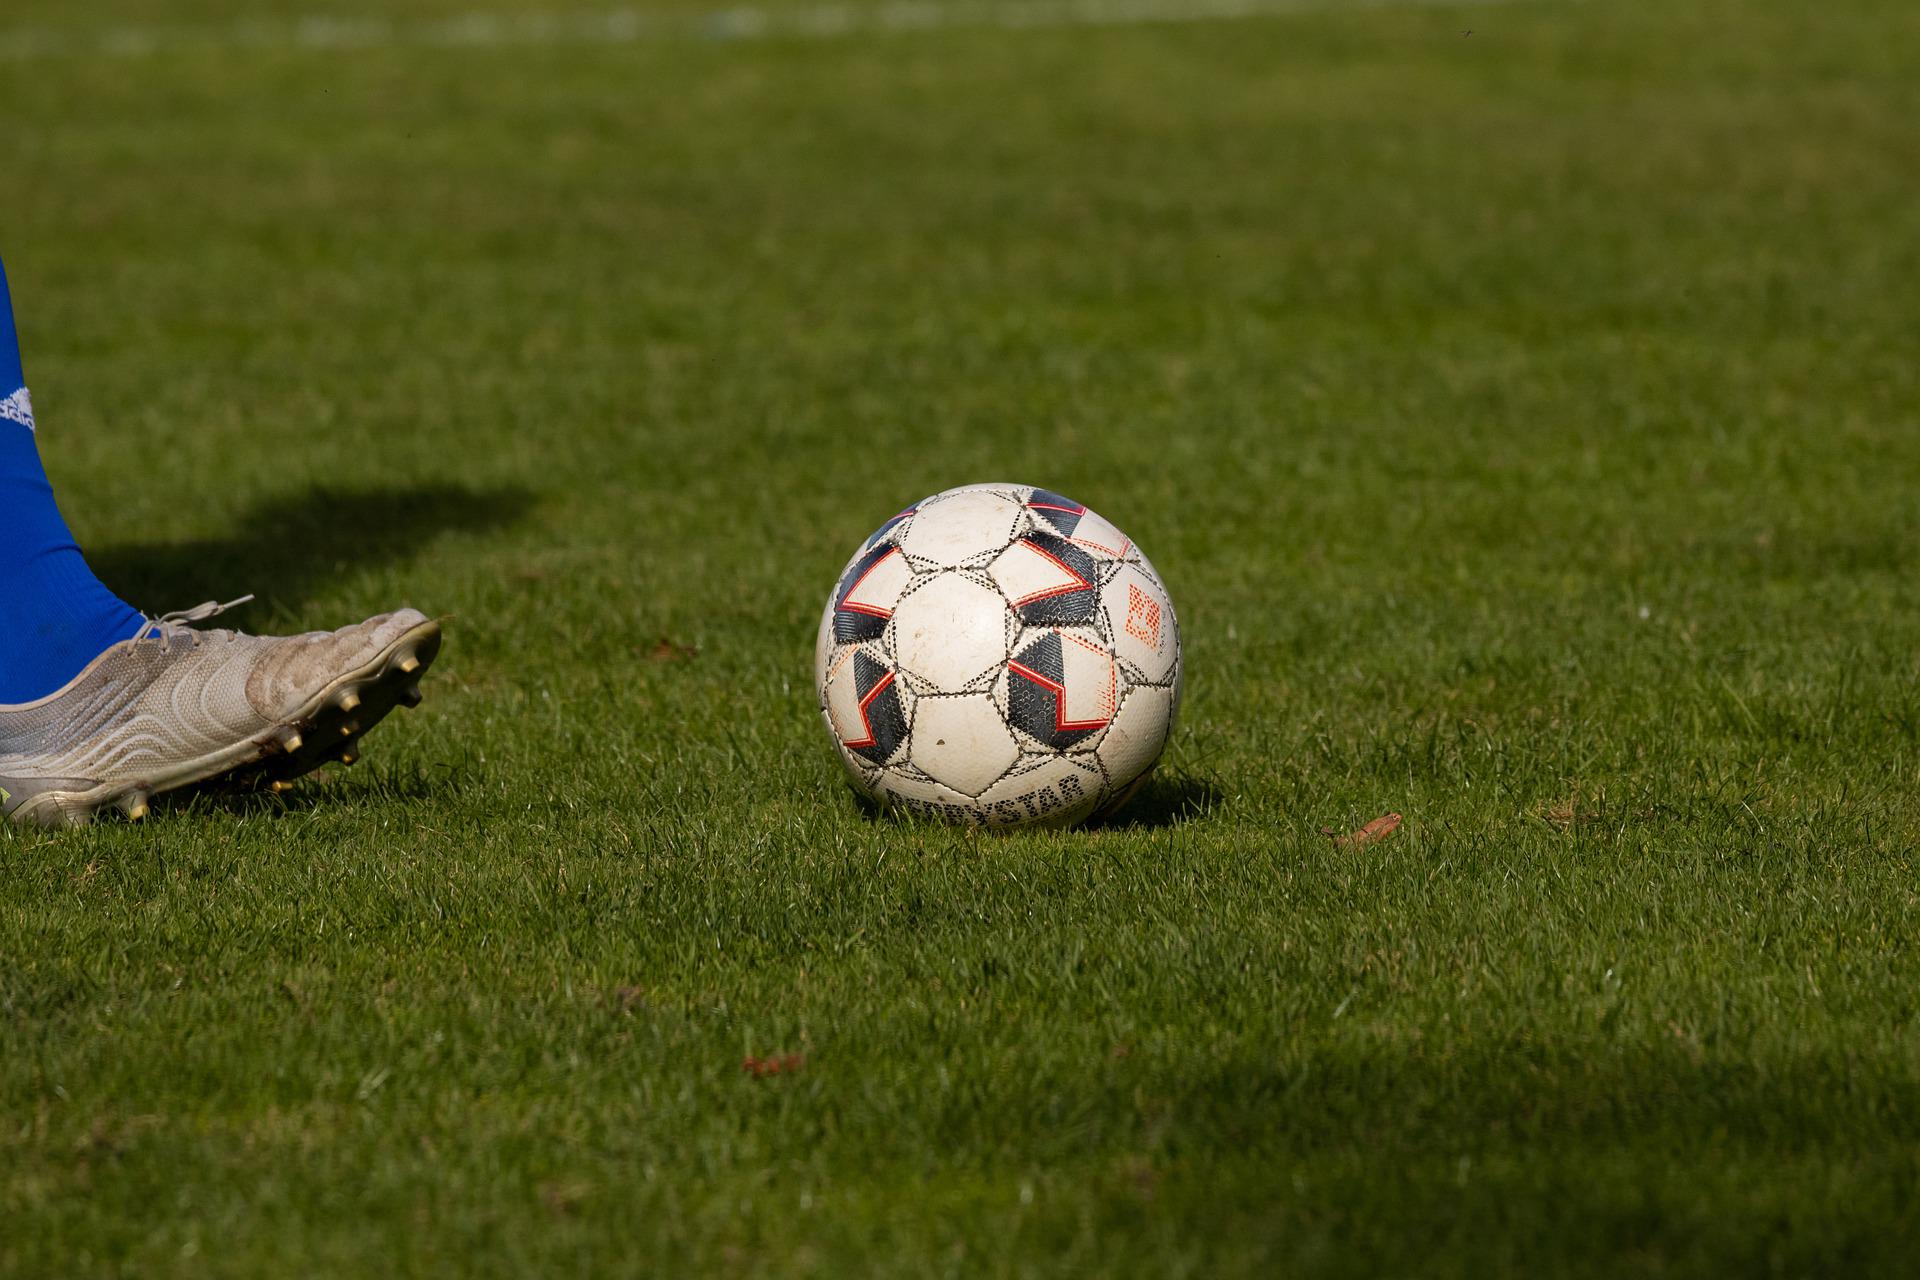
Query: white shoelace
134,595,256,651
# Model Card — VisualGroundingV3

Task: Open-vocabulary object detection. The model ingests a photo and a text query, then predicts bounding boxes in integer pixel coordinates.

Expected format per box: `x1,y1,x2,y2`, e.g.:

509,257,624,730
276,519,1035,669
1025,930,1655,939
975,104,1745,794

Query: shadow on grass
844,769,1223,832
89,482,537,613
1094,770,1223,831
152,761,470,821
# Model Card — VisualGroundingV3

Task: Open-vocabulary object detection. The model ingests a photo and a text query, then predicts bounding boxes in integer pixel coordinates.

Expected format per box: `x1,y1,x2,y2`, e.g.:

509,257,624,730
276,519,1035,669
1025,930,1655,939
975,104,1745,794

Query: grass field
5,0,1920,1273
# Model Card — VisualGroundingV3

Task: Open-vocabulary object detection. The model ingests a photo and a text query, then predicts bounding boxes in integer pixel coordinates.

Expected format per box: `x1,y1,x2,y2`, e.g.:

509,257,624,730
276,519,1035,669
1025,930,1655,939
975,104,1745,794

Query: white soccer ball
815,483,1183,828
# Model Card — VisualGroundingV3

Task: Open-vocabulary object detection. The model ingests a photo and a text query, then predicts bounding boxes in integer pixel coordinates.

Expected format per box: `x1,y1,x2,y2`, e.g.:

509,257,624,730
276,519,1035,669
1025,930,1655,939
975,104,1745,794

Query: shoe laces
134,595,256,653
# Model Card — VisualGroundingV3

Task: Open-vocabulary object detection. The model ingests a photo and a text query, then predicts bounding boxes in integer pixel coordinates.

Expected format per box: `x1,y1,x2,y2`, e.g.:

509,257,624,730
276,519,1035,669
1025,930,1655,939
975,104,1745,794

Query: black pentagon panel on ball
1011,533,1100,626
846,650,908,763
833,543,900,643
1011,629,1065,684
1026,489,1087,539
1006,632,1100,750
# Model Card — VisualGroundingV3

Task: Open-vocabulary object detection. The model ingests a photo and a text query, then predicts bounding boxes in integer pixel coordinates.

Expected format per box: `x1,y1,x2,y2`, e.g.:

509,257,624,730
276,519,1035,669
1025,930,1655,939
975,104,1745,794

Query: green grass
5,0,1920,1272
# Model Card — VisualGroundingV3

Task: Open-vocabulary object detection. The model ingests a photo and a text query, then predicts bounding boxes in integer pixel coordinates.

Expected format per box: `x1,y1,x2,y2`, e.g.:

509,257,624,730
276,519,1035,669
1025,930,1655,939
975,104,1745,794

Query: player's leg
0,255,147,705
0,251,442,826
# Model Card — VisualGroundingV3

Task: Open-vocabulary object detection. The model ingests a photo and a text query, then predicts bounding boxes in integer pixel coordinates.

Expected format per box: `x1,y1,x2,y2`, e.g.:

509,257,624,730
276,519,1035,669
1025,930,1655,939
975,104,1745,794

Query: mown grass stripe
0,0,1557,62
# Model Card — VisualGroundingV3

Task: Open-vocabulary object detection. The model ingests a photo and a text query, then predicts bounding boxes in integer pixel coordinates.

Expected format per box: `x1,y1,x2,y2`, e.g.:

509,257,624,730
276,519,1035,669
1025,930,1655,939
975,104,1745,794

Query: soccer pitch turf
4,0,1919,1272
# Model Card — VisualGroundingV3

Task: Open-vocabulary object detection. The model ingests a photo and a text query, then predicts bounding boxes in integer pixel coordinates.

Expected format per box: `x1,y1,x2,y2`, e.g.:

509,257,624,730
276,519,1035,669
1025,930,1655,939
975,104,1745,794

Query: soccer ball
814,483,1182,828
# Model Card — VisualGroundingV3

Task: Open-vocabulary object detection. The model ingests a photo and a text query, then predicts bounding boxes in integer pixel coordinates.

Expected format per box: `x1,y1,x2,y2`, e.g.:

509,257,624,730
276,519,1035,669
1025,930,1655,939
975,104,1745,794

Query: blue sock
0,254,146,705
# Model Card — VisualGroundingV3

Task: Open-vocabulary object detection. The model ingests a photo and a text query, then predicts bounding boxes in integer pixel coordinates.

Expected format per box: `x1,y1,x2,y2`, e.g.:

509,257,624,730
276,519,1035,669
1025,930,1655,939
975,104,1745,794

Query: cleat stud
340,720,360,737
338,691,361,713
122,792,150,821
269,780,296,794
339,750,359,766
398,655,421,675
282,731,303,754
400,686,423,708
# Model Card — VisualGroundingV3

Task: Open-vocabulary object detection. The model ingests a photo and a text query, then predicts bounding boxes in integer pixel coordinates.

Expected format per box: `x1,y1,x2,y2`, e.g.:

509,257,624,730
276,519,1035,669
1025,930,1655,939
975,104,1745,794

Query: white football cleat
0,598,441,827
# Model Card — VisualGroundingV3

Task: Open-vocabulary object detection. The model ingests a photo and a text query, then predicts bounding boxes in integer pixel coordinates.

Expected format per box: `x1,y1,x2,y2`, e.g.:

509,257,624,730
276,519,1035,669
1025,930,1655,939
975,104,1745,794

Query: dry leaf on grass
644,639,698,663
1323,813,1402,848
